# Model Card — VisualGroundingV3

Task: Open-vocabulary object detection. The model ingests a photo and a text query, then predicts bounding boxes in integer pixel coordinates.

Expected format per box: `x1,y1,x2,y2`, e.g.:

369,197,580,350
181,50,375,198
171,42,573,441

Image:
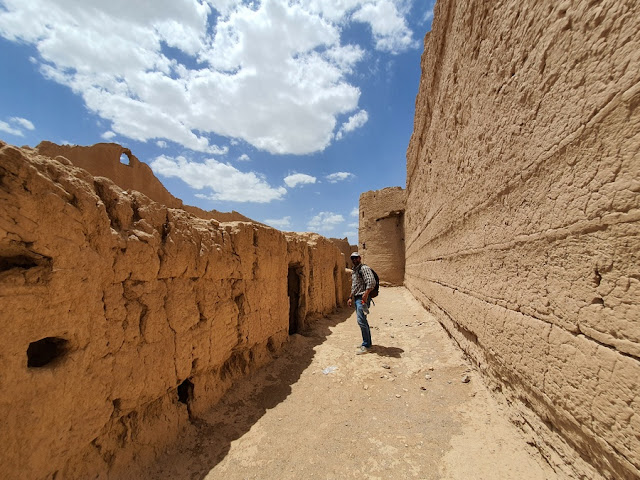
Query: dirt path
142,287,560,479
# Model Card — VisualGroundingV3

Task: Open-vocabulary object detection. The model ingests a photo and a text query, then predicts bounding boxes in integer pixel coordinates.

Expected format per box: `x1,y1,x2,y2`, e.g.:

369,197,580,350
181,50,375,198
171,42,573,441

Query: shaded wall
0,142,349,479
405,1,639,479
359,187,405,285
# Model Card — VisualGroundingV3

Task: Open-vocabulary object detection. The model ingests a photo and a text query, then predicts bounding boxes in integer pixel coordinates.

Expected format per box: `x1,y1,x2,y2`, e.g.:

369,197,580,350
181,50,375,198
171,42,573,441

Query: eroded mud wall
329,236,357,268
405,1,639,479
359,187,405,285
35,141,259,224
0,142,349,479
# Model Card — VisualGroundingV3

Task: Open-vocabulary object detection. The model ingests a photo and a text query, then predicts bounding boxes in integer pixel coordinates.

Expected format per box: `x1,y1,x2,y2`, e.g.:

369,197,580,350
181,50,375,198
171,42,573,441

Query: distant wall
0,142,349,479
405,1,640,479
359,187,405,285
35,141,259,224
329,237,358,268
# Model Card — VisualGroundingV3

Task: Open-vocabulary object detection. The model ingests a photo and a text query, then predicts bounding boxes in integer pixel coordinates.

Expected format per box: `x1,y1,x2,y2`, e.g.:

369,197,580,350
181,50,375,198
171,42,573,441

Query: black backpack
358,265,380,298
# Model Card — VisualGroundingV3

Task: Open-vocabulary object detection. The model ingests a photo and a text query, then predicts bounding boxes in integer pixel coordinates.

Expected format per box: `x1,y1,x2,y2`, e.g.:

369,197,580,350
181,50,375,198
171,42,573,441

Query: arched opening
119,153,130,165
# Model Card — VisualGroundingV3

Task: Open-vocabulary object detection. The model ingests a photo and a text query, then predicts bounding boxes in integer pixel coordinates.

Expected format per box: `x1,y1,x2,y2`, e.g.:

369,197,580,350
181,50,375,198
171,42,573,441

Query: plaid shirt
351,264,376,297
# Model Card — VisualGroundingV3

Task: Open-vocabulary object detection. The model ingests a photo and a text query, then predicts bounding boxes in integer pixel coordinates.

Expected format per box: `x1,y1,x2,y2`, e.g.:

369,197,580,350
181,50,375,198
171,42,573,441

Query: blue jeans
355,296,372,348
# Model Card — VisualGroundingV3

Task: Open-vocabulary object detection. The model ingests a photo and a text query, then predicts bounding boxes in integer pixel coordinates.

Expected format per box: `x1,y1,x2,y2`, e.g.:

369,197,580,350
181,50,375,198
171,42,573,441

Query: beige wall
35,141,259,224
0,142,349,479
405,1,640,479
328,236,358,268
359,187,405,285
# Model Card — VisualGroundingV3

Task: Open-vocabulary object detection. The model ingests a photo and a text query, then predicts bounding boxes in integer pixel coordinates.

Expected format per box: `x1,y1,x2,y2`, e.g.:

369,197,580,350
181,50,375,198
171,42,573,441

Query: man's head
350,252,361,265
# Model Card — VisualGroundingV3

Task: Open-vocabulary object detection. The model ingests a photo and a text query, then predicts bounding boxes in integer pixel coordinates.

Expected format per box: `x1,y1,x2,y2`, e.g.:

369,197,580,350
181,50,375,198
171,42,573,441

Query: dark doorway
288,266,301,334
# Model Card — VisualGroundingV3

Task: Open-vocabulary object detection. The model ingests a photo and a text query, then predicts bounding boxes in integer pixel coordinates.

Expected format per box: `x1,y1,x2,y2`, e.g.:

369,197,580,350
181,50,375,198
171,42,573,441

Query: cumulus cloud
0,0,417,155
352,0,417,53
335,109,368,140
307,211,345,233
264,216,292,229
237,153,250,161
284,173,317,188
350,207,359,216
150,154,286,203
156,140,168,148
326,171,355,183
101,130,116,140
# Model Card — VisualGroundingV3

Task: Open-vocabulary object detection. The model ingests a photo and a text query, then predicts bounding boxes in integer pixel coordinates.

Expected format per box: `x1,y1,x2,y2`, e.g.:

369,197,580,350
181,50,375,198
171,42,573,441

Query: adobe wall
0,141,350,479
328,236,358,268
359,187,405,285
405,1,639,479
34,141,258,224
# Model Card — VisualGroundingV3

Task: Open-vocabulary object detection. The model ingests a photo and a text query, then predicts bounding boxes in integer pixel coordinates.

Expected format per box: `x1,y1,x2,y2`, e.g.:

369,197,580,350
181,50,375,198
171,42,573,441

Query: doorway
288,265,301,334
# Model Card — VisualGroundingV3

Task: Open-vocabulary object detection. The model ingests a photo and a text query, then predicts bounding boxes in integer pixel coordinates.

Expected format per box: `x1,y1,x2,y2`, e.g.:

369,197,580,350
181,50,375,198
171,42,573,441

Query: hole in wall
177,379,194,405
119,153,130,165
27,337,69,367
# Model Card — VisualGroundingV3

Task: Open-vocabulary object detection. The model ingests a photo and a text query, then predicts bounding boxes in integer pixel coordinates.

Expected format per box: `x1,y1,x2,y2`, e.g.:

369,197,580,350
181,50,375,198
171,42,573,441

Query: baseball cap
350,252,361,258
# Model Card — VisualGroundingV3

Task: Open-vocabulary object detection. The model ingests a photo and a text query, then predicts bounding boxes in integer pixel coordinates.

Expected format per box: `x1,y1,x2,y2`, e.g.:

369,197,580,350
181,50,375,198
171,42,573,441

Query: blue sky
0,0,434,245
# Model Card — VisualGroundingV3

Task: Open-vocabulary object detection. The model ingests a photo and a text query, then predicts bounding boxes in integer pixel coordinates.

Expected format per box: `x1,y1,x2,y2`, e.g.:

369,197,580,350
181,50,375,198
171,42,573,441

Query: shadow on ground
371,344,404,358
141,307,353,479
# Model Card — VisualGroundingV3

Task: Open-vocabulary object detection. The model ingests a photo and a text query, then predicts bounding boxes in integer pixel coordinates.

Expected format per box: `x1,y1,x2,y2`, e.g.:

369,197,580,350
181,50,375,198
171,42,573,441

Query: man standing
347,252,376,354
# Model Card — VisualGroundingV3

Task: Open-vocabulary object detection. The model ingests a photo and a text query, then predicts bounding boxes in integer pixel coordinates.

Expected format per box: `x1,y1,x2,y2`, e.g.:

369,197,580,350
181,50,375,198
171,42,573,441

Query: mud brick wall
405,1,640,478
36,141,258,224
359,187,405,285
0,142,349,479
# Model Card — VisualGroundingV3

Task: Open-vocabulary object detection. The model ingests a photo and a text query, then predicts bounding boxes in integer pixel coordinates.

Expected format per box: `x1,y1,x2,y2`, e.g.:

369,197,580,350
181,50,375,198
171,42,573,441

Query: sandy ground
140,287,560,480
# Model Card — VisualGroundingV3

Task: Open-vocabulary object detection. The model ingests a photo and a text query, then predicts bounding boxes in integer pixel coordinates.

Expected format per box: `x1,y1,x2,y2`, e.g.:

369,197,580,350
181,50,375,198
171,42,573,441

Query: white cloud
335,109,368,139
237,153,250,161
150,154,286,203
0,120,23,136
348,222,359,228
350,207,359,216
10,117,35,130
264,216,292,229
0,0,417,155
284,173,317,188
352,0,417,53
326,171,354,183
342,230,357,242
156,140,168,148
101,130,116,140
307,211,345,233
0,116,37,136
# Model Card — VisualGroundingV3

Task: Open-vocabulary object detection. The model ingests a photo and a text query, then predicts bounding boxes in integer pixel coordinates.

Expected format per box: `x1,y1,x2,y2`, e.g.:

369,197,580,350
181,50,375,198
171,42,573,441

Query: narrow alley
141,287,558,480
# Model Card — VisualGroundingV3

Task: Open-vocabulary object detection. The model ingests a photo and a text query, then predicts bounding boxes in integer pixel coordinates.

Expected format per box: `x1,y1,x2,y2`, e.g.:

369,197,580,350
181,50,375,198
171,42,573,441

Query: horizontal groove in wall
406,77,640,252
405,273,640,363
406,208,640,265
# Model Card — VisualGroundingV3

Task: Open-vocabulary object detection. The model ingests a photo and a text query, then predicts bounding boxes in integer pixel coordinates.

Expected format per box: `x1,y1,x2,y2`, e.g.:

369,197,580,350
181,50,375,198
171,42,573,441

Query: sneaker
355,345,370,355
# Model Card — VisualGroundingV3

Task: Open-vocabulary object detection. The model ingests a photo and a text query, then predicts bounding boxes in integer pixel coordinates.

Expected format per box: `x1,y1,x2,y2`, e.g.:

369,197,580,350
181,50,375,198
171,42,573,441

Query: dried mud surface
138,287,559,480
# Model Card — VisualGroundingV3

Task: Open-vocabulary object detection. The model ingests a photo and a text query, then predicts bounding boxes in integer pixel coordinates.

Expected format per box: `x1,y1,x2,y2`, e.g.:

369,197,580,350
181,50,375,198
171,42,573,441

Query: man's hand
347,298,353,307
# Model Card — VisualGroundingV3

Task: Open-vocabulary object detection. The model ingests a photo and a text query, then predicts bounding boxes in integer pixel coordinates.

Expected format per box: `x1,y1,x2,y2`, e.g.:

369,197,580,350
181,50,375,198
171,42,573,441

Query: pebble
403,388,408,392
462,375,471,383
395,394,401,398
382,364,391,369
424,374,432,380
364,384,369,390
420,386,427,391
427,366,435,371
